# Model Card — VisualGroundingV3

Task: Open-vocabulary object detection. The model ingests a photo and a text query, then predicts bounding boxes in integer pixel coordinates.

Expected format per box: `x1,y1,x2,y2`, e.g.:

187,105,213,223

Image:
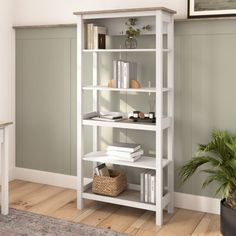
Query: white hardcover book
144,170,152,202
140,169,148,202
122,62,129,89
107,149,143,158
107,142,141,153
150,171,156,204
122,62,137,88
117,60,123,88
113,61,118,88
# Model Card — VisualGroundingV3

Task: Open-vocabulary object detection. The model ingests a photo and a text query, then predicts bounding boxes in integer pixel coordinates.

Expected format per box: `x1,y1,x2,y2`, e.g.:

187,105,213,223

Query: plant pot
221,199,236,236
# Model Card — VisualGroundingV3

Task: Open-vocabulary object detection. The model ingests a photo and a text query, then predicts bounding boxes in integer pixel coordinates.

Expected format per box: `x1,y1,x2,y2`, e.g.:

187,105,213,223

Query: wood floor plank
9,180,27,190
73,202,106,222
97,206,144,233
156,209,205,236
79,203,121,226
51,199,94,220
28,189,76,215
126,209,177,236
9,182,44,205
191,213,222,236
11,185,64,210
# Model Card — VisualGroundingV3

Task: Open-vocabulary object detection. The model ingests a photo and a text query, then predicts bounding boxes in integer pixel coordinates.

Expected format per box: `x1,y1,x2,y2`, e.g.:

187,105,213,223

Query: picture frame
188,0,236,18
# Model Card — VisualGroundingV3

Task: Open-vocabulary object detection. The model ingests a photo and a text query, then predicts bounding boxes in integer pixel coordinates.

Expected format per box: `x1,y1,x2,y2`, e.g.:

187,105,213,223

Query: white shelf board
83,151,171,169
82,49,171,53
82,86,171,93
83,187,156,211
82,117,171,131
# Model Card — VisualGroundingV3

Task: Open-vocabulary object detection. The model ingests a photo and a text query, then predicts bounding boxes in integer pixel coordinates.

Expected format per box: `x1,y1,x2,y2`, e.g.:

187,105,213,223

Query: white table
0,121,12,215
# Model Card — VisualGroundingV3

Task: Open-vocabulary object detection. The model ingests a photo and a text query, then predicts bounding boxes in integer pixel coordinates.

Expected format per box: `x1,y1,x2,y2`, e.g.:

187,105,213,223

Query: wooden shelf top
74,7,176,16
0,121,13,128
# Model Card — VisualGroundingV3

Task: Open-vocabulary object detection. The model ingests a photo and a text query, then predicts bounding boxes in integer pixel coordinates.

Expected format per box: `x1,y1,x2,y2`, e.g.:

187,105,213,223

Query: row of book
106,142,143,162
85,23,106,49
113,60,137,88
140,169,156,204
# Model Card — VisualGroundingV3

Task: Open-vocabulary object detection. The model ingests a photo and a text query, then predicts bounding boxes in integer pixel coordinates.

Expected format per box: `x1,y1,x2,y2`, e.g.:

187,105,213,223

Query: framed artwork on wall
188,0,236,18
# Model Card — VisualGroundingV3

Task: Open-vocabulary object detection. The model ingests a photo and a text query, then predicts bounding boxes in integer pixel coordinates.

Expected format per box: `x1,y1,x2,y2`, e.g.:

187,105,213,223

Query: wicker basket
92,169,127,197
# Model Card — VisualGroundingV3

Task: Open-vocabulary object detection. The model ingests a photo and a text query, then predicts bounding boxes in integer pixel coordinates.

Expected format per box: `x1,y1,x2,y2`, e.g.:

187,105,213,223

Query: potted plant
179,130,236,236
123,18,151,49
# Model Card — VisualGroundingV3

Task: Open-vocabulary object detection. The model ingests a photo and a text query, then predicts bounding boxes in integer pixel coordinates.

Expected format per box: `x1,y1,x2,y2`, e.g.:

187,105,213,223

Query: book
140,169,149,202
107,149,144,158
86,23,94,49
107,155,142,162
144,170,152,202
107,142,141,153
122,62,137,89
113,61,118,88
94,163,110,176
150,171,156,204
91,116,124,122
94,26,106,49
117,60,123,88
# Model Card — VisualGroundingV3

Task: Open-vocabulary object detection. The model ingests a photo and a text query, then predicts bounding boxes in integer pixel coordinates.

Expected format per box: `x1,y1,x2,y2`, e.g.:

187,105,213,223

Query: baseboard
14,167,220,215
14,167,78,189
174,192,220,215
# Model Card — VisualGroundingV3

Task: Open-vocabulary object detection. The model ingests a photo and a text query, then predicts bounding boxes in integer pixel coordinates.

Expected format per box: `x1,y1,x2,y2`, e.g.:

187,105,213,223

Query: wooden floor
7,180,221,236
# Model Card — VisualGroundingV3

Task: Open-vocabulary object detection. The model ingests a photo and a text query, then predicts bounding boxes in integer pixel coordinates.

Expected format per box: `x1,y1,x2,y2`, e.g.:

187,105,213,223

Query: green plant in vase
124,18,151,49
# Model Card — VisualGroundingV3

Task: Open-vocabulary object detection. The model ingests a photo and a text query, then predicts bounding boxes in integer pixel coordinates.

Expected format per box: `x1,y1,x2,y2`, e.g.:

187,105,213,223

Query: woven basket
92,169,127,197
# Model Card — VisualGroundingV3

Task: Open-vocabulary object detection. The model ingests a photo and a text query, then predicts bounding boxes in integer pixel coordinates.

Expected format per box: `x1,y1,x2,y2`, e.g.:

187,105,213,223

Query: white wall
0,0,15,176
13,0,186,25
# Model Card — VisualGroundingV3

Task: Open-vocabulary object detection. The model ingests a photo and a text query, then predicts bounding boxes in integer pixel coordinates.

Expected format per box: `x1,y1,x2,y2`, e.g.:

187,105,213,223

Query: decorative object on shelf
123,18,151,49
92,169,127,197
85,23,107,49
130,79,141,88
130,111,156,123
179,130,236,236
188,0,236,18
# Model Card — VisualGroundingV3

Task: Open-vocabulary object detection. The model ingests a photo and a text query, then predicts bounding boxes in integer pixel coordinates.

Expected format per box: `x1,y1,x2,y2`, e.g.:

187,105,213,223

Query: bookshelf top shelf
74,7,176,16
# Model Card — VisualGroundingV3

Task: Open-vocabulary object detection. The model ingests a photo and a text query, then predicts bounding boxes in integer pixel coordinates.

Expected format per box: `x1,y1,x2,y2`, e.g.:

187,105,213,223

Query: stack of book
85,23,106,49
113,60,137,88
106,142,143,162
140,169,156,204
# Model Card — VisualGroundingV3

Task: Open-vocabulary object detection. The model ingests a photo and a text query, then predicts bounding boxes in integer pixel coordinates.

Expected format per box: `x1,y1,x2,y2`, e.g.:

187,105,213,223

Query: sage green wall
174,19,236,197
16,19,236,197
16,27,78,175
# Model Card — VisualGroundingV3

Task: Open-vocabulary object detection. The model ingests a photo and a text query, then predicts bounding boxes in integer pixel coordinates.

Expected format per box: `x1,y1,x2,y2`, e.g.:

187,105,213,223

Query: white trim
13,167,220,215
174,192,220,215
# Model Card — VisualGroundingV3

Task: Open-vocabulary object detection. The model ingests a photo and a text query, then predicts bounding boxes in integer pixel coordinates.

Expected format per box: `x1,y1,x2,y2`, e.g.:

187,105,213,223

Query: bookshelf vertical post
77,14,84,209
155,10,164,225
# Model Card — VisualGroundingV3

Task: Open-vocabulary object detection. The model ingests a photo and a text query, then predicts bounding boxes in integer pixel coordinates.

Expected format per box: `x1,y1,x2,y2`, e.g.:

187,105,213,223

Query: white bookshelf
75,7,175,225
